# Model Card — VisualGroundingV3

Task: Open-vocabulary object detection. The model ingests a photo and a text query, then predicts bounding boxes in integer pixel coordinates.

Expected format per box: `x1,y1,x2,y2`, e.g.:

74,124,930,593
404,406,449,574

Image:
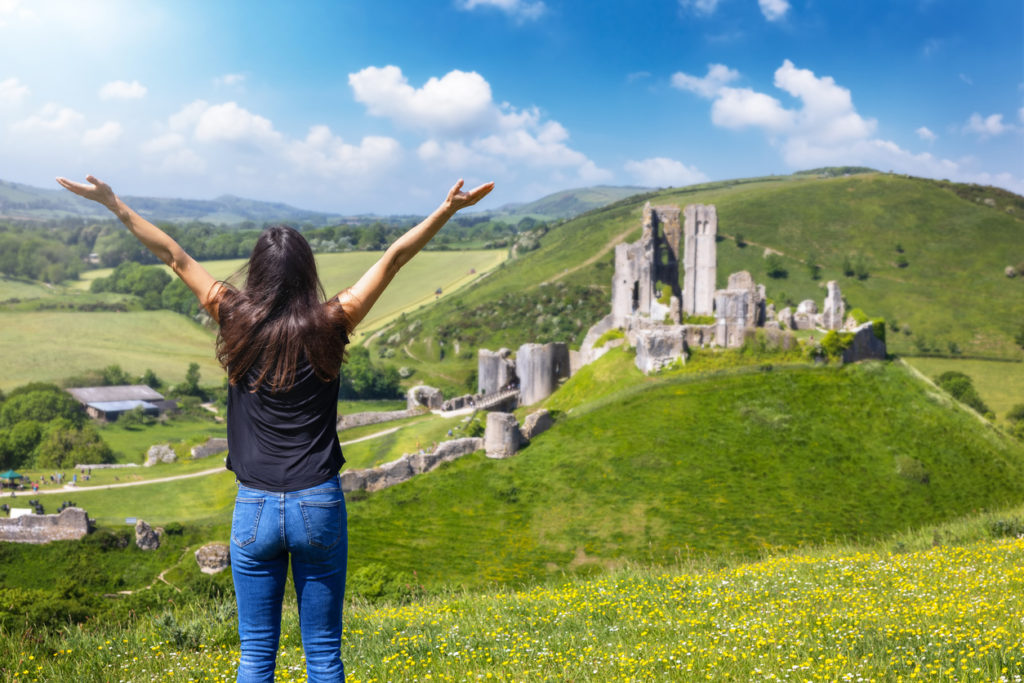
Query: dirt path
13,467,225,497
540,224,638,286
340,426,402,446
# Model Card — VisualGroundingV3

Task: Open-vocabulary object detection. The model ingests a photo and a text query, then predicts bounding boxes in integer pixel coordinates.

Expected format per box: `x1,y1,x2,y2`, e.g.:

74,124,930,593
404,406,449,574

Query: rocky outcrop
485,412,522,459
191,437,228,459
134,519,160,550
195,542,231,574
0,507,91,544
144,444,176,467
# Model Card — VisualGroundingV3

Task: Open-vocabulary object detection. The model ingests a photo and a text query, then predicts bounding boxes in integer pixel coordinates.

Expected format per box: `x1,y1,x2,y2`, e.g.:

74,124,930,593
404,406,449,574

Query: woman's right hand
56,175,119,210
442,179,495,215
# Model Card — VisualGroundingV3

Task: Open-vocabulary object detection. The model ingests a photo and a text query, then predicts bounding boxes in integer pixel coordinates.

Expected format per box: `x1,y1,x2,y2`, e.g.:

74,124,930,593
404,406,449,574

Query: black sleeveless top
225,358,345,492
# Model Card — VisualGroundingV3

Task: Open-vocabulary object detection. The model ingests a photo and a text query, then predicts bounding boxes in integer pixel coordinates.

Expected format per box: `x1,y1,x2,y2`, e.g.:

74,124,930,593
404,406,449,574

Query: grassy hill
367,172,1024,394
0,178,348,225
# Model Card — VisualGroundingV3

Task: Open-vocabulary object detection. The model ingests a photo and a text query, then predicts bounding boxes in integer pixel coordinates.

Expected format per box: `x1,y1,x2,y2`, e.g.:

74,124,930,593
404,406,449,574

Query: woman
57,174,494,682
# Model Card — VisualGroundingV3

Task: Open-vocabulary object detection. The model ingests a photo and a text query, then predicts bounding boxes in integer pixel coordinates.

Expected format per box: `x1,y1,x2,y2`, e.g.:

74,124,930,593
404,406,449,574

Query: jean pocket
299,500,343,550
232,497,265,548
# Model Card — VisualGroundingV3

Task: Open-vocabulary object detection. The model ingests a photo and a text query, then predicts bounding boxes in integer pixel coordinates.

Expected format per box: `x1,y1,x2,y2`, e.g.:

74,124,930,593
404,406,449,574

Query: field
0,310,222,391
74,249,506,338
904,356,1024,421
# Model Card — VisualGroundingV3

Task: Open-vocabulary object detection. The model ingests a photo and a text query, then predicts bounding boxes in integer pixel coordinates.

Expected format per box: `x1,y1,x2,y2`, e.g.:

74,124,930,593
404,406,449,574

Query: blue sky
0,0,1021,213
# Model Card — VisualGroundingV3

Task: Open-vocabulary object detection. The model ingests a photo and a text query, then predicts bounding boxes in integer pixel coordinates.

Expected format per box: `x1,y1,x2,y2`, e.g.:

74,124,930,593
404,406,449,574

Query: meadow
5,530,1024,681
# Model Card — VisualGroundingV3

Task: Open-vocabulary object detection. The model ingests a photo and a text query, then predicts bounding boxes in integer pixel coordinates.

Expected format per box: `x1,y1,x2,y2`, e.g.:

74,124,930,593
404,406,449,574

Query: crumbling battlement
0,507,91,544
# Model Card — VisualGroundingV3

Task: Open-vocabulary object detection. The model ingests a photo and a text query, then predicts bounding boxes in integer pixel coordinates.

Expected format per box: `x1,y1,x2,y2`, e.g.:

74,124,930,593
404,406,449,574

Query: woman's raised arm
56,175,225,322
336,179,493,329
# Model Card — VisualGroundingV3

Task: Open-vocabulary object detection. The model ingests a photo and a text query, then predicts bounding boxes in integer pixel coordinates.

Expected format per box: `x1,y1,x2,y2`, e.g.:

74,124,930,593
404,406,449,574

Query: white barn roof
66,385,164,404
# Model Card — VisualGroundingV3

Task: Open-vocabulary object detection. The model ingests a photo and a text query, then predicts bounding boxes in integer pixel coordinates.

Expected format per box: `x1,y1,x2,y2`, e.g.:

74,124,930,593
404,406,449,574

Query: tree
0,420,43,469
805,252,821,280
102,364,131,386
34,419,112,469
765,254,788,279
140,368,162,390
1015,322,1024,351
174,362,205,399
0,387,85,429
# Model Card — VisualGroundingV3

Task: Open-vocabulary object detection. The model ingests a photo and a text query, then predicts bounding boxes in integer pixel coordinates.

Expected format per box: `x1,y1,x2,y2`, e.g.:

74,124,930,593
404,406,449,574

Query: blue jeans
230,476,347,682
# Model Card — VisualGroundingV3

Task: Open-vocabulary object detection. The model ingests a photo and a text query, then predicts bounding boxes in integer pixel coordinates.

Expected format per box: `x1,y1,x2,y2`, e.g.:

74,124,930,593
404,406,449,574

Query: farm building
66,385,177,421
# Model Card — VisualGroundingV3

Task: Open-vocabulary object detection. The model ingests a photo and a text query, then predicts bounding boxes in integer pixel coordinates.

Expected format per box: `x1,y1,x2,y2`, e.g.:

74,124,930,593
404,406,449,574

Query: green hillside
368,172,1024,393
342,353,1024,588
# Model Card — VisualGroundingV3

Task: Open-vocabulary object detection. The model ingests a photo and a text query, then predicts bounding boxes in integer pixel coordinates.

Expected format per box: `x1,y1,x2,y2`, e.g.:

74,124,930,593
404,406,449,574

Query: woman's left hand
55,175,118,210
443,179,494,214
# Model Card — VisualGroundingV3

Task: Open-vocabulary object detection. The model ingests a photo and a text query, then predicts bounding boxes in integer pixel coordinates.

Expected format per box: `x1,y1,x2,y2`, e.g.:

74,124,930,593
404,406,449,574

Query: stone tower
682,204,718,316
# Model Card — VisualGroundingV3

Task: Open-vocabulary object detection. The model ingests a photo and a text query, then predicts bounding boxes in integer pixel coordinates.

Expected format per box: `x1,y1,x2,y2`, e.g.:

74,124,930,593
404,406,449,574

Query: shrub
348,562,420,603
987,519,1024,538
594,328,625,349
765,254,788,279
934,371,990,415
820,330,854,361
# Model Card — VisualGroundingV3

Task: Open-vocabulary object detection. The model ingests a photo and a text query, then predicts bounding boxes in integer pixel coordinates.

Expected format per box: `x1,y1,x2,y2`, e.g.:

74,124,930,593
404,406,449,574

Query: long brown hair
216,225,350,391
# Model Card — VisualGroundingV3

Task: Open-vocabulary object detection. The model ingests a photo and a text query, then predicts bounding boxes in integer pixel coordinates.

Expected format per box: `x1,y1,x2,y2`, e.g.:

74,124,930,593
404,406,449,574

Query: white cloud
349,66,495,137
678,0,721,15
193,102,280,145
82,121,122,147
624,157,708,187
672,59,1001,187
214,73,246,87
168,100,209,132
963,112,1012,138
0,0,33,27
457,0,546,21
0,76,28,106
959,73,973,86
915,126,937,142
712,87,794,131
350,64,609,185
758,0,789,21
99,79,147,100
670,63,739,98
12,103,82,133
285,125,402,177
156,148,207,175
141,132,185,154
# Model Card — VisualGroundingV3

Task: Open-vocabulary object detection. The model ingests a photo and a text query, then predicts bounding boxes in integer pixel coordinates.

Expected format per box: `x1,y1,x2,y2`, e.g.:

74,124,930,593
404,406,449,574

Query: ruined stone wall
337,408,423,431
517,342,570,406
340,438,484,493
478,348,516,395
0,508,90,544
683,204,718,316
610,238,654,322
821,280,845,330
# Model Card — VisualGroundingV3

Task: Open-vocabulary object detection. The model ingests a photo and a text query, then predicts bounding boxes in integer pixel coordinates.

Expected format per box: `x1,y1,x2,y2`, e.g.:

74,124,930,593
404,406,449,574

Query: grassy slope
904,356,1024,421
343,352,1024,589
369,173,1024,393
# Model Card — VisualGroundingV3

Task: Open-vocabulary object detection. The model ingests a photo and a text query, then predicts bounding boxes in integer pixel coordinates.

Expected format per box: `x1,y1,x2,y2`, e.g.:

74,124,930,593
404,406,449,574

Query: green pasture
74,249,505,338
0,276,57,300
99,416,227,464
28,468,236,526
0,310,221,391
903,356,1024,421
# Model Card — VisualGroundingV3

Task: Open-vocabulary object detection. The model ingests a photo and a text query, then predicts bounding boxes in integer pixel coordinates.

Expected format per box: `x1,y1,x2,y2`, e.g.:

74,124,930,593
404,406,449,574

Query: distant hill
0,178,350,226
481,185,652,222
